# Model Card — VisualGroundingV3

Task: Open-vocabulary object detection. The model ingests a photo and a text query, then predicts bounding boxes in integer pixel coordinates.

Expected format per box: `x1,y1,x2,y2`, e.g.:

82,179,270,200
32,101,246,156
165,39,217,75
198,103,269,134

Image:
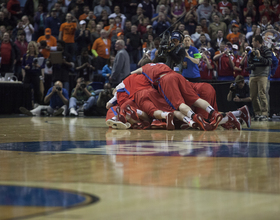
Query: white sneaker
106,119,131,129
69,108,78,116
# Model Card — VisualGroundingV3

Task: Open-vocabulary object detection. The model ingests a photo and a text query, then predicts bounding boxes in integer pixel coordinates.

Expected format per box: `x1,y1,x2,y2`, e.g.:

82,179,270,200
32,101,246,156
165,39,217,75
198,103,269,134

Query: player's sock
206,106,215,114
137,109,143,115
231,110,240,117
183,116,195,126
161,112,169,118
187,110,195,119
219,116,228,125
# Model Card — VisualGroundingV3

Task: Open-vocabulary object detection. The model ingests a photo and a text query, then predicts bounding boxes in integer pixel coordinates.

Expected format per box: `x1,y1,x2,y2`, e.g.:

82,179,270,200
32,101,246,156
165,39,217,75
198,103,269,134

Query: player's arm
131,67,143,74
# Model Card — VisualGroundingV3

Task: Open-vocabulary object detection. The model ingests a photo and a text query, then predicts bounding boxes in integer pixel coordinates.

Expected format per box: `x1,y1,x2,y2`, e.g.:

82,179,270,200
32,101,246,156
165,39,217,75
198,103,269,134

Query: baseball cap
232,44,239,50
45,28,51,35
146,25,152,29
232,23,239,28
171,31,181,41
117,32,123,37
79,20,86,25
51,8,57,12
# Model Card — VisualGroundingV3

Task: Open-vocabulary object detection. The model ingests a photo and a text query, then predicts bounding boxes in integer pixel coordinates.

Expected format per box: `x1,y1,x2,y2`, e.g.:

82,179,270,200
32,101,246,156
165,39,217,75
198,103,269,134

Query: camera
80,83,86,89
56,86,62,91
33,58,38,64
230,83,237,91
158,32,171,58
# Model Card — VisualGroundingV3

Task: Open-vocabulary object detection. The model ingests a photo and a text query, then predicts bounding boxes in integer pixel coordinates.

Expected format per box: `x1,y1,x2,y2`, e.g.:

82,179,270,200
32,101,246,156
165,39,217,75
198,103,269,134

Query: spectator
184,0,198,12
96,9,109,26
227,75,253,115
210,2,223,20
0,11,14,28
152,12,170,36
87,20,96,33
231,44,243,77
33,4,48,40
211,29,228,51
22,16,34,43
242,16,253,35
79,5,91,21
170,0,186,19
239,47,251,78
137,17,150,37
51,40,75,93
91,23,102,43
271,0,280,23
84,11,96,25
132,7,144,26
182,35,201,82
96,82,114,108
221,6,232,26
191,25,211,48
218,0,232,15
243,0,256,23
246,24,258,44
75,20,91,55
37,28,57,59
69,77,97,116
24,0,48,18
68,0,84,19
14,31,28,81
271,47,280,78
142,34,155,52
226,23,240,44
200,18,209,34
53,2,66,24
150,37,160,61
102,55,115,83
196,33,209,50
259,0,273,22
22,41,45,106
110,39,130,88
0,32,18,77
124,20,132,36
249,35,272,120
59,13,78,57
104,17,117,39
94,0,111,18
75,48,95,83
138,0,154,20
7,0,22,20
197,0,212,23
184,9,198,36
20,81,69,116
108,5,126,30
213,42,235,78
91,29,111,71
156,0,170,15
152,4,171,24
208,14,227,41
198,48,215,80
259,15,269,32
45,8,61,39
126,25,142,64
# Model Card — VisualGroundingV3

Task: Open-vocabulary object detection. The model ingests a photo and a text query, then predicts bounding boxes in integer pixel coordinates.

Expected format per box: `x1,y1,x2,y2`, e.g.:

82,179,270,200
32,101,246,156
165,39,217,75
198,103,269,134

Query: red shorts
117,92,130,107
158,73,200,109
106,106,118,121
191,83,218,119
134,88,174,117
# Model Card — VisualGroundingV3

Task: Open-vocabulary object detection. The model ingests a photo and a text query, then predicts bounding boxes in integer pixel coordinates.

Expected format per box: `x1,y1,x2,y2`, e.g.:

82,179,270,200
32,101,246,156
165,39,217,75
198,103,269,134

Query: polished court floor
0,116,280,220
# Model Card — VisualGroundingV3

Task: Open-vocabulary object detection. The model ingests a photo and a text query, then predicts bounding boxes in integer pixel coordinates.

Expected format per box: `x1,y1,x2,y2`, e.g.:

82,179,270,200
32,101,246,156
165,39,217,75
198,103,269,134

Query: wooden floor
1,116,280,220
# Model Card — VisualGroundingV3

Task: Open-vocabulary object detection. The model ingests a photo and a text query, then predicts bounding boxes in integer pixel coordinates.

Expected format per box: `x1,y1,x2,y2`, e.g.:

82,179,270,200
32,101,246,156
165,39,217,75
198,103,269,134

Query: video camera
245,47,265,71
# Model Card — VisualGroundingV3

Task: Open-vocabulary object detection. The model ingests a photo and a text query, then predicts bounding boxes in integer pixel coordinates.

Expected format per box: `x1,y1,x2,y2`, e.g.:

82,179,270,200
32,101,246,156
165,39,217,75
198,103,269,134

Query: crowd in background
0,0,280,116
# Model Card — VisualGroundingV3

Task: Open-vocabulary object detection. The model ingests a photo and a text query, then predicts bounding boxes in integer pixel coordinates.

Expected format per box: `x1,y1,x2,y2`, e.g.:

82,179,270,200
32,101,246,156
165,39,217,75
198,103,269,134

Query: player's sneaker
221,121,236,130
180,123,190,130
227,112,241,130
238,105,251,128
106,119,131,129
19,107,33,116
209,111,223,131
151,120,166,129
115,106,127,123
166,112,175,130
192,114,212,131
125,104,139,121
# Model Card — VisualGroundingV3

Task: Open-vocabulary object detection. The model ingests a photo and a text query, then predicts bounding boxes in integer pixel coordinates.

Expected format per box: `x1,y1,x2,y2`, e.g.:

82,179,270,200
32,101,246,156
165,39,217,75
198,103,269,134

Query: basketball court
0,116,280,220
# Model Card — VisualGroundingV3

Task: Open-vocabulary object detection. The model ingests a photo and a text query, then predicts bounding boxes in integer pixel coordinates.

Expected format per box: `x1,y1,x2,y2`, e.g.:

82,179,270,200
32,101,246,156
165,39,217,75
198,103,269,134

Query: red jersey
1,42,12,64
199,58,215,80
142,63,173,85
234,55,250,77
259,5,273,21
122,74,151,100
218,1,232,15
217,54,234,76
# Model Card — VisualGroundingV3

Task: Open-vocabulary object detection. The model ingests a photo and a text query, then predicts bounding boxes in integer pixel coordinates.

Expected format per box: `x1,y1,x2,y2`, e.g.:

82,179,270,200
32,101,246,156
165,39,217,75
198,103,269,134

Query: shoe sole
112,121,131,129
106,119,117,128
210,114,223,131
166,113,175,130
116,106,127,123
19,107,33,116
53,108,64,116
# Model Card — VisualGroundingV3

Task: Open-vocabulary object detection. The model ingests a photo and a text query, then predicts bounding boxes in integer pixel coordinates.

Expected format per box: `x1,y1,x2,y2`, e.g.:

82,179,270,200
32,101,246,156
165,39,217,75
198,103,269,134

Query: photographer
158,30,185,72
69,77,97,116
227,75,253,115
248,35,272,120
19,81,69,116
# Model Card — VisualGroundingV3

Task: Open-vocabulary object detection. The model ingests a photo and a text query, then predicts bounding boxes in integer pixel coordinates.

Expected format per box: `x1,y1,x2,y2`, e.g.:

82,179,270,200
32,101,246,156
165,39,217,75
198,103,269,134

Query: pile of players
105,61,251,131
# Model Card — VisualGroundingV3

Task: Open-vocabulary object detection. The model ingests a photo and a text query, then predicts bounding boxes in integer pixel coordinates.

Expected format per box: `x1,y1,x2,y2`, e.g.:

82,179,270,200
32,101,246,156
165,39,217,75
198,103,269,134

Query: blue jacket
45,16,61,37
102,64,112,83
270,52,279,79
